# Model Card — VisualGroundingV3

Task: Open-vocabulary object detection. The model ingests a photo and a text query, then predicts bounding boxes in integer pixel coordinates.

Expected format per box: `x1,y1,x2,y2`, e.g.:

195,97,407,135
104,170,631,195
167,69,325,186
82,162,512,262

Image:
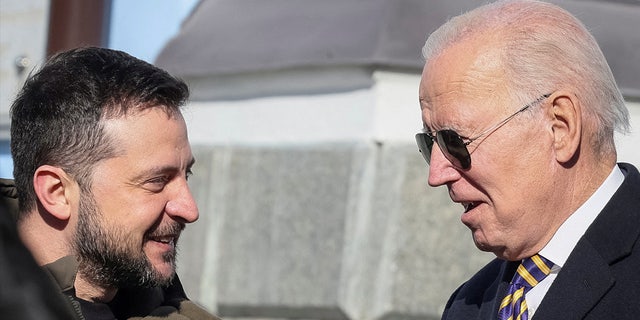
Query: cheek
99,192,167,228
469,141,540,207
94,208,163,248
492,139,554,214
482,123,551,176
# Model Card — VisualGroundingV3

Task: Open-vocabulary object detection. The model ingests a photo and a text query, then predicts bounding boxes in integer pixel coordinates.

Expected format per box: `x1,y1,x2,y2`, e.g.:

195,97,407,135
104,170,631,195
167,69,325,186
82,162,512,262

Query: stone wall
177,141,493,319
176,72,640,314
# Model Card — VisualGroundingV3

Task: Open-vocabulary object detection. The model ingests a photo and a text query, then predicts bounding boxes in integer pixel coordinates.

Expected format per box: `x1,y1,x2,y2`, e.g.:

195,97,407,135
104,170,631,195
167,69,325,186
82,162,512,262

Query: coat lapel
534,239,614,319
478,260,518,320
535,163,640,319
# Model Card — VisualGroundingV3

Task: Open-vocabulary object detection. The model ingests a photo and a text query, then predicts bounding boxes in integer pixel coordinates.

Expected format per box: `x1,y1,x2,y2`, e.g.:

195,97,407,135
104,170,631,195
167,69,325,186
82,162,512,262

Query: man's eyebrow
131,157,197,182
421,125,434,133
419,95,433,104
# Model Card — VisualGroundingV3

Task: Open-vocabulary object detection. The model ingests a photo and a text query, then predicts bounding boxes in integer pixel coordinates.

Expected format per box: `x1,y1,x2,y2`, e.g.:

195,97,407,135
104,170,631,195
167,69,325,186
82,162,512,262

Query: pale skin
18,107,199,302
418,32,616,261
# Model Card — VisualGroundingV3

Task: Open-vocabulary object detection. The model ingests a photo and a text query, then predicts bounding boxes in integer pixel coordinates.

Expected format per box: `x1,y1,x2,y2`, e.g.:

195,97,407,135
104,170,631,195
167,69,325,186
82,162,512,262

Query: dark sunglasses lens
415,133,433,164
438,130,471,169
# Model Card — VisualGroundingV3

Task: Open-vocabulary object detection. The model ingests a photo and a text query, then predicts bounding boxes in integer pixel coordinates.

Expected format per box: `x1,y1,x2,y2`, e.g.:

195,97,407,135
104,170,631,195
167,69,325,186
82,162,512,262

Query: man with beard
9,47,219,319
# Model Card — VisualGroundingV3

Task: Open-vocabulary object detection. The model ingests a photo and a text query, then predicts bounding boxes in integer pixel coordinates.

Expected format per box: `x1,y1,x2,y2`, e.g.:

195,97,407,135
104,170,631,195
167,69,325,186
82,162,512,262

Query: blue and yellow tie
498,254,554,320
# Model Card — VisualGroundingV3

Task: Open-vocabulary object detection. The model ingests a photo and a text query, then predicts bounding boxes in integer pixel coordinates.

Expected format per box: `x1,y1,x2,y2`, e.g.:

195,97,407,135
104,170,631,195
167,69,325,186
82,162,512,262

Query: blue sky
0,0,199,178
109,0,199,63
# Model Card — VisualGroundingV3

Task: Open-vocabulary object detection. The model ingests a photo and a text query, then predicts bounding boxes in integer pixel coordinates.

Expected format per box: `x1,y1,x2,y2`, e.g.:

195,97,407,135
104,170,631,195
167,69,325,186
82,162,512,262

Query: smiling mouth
148,235,177,247
145,222,185,251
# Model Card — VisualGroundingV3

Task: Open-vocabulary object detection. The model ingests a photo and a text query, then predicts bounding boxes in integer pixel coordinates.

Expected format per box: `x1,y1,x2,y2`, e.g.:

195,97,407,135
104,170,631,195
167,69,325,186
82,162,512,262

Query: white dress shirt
526,165,625,318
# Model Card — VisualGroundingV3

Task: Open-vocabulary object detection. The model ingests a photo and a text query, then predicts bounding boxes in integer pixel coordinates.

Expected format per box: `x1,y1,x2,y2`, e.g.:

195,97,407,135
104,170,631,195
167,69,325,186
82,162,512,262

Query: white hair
422,0,630,155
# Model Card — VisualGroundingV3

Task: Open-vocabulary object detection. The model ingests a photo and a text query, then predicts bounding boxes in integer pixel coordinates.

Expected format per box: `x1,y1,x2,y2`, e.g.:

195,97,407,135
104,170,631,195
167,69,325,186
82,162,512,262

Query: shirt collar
539,164,625,268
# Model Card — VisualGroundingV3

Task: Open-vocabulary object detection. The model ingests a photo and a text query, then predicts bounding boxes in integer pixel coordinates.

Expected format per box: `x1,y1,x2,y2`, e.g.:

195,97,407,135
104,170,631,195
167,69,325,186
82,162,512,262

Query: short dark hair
10,47,189,218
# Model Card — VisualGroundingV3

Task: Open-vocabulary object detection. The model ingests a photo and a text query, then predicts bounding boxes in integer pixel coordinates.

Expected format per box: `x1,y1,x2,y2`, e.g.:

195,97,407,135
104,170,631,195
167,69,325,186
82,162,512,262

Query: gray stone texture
177,142,492,320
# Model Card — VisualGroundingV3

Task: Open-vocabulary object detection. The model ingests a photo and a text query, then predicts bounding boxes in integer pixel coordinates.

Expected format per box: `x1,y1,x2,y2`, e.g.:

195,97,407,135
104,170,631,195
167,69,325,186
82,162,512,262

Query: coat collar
534,163,640,319
41,255,79,292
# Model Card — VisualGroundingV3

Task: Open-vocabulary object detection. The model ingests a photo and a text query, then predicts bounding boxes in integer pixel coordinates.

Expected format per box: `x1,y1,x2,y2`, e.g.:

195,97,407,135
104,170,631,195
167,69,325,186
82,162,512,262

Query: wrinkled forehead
419,36,510,122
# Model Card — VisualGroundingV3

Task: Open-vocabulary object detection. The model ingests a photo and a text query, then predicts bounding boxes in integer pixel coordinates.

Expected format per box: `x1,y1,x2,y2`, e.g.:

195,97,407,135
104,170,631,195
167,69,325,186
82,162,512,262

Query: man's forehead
101,104,182,120
100,108,188,149
421,42,508,110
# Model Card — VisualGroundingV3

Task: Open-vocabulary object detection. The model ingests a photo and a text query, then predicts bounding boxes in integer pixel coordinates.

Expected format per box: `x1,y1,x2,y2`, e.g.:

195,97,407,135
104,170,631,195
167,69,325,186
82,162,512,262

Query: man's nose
428,143,460,187
165,178,199,223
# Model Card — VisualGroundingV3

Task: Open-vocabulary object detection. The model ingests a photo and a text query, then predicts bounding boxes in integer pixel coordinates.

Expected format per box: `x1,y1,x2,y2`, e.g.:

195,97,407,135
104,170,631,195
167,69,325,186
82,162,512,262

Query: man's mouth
148,235,177,248
145,222,185,248
463,202,478,213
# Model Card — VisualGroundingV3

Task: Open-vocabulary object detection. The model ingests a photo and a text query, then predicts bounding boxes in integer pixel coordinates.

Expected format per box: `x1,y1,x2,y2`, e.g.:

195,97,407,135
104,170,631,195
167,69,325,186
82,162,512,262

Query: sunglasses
415,94,550,170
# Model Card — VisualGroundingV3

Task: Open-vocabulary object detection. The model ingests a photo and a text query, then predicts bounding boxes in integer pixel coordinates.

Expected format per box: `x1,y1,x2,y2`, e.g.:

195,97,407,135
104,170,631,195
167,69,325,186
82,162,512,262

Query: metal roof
156,0,640,97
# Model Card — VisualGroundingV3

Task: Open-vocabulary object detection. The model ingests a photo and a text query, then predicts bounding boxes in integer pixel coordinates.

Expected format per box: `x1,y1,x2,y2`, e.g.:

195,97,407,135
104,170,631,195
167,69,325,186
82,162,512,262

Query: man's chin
471,235,498,254
472,239,512,259
144,243,177,274
145,253,177,286
153,263,176,283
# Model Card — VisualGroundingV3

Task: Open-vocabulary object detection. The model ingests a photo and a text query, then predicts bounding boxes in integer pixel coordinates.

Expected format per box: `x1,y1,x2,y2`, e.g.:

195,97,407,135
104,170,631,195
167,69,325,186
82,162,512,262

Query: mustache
145,221,185,240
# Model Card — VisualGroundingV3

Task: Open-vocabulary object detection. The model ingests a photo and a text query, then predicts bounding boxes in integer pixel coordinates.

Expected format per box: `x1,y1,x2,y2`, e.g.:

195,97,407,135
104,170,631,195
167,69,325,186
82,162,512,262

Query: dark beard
73,192,182,289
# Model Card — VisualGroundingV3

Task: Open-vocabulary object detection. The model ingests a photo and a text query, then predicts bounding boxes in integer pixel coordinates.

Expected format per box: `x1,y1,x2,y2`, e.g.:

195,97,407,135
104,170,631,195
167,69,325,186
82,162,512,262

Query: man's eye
185,170,193,181
150,176,169,184
145,176,169,191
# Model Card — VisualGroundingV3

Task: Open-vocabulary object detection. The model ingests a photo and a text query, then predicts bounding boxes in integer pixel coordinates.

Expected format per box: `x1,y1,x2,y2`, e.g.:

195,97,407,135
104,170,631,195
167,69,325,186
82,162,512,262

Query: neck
569,153,617,209
74,273,118,303
17,211,69,266
18,209,119,303
505,153,616,260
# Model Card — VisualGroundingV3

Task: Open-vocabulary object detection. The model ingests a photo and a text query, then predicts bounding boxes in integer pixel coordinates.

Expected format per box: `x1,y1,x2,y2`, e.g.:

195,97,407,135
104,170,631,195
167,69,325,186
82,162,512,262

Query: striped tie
498,254,554,320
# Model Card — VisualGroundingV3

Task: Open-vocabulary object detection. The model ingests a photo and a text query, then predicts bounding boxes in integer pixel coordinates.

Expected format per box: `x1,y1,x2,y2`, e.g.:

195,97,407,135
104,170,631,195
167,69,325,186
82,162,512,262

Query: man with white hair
415,1,639,319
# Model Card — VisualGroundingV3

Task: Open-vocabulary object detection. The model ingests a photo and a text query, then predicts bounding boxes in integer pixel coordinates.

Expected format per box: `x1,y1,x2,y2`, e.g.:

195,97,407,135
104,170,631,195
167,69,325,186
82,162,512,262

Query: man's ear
549,91,582,164
33,165,76,221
